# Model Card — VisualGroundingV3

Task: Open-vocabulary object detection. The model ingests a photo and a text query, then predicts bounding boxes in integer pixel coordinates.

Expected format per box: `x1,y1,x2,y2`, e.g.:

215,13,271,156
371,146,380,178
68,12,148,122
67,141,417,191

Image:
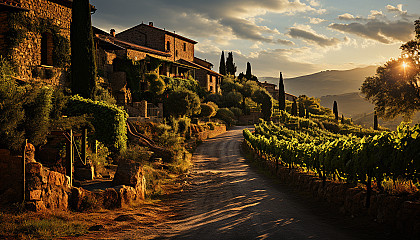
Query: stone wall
7,0,71,80
243,142,420,238
194,125,227,141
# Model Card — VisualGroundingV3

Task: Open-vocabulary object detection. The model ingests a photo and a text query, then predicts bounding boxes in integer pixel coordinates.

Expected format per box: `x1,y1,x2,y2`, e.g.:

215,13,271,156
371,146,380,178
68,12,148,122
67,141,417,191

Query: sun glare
402,62,408,69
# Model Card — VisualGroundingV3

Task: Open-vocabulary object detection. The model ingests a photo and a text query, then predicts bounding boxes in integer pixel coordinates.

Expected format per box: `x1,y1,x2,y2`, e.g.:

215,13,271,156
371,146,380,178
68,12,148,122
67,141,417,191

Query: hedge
65,95,127,152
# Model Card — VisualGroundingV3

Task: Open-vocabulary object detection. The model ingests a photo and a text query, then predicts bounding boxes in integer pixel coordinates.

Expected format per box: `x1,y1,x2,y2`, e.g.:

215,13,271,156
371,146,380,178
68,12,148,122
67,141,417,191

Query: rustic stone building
258,81,297,101
115,22,221,93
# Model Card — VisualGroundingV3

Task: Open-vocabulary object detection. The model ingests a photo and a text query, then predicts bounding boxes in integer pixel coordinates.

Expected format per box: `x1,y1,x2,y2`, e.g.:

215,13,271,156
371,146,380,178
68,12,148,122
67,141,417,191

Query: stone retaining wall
195,125,226,141
243,142,420,238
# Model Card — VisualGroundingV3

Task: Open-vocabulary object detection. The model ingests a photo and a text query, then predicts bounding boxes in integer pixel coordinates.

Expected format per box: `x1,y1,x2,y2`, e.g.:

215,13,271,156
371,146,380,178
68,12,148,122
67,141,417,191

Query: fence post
22,139,27,202
66,130,73,186
82,128,87,165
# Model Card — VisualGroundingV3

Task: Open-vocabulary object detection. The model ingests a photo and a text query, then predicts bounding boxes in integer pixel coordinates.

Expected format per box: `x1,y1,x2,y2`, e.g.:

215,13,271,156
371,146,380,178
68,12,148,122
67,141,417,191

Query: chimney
149,22,153,26
110,29,116,37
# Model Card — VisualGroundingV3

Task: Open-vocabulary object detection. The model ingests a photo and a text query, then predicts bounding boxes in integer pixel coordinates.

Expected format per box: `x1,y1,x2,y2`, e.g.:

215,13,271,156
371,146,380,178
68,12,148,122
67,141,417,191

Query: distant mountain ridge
259,66,377,98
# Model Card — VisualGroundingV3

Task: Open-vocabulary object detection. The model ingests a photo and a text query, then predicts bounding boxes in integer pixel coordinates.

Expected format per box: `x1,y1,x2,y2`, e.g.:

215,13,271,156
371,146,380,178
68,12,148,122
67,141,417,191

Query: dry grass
0,211,88,239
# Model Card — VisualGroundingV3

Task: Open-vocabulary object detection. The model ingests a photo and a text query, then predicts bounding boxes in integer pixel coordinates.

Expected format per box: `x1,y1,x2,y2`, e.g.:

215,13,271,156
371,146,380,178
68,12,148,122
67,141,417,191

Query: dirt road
71,126,394,240
152,126,392,240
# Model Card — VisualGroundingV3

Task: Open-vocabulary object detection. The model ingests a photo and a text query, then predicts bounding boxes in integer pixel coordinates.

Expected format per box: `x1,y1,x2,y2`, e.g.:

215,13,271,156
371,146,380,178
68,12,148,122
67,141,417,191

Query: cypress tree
226,52,237,76
291,99,298,116
219,51,226,75
71,0,97,99
305,106,310,118
245,62,251,80
333,101,338,121
374,111,378,130
278,72,285,111
341,114,344,123
298,100,305,117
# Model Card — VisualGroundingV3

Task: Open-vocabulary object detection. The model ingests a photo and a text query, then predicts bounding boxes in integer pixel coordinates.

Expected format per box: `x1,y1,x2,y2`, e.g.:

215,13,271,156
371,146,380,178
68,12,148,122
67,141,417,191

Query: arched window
41,32,53,66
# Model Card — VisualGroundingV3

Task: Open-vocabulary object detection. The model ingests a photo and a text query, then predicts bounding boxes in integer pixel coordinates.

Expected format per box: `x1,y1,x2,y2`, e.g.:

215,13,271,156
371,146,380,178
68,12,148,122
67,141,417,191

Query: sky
90,0,420,78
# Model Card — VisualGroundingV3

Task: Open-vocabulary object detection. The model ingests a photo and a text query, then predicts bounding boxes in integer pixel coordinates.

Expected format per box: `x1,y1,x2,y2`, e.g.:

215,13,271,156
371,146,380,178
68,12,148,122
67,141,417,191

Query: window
166,41,170,51
41,32,53,66
183,43,186,51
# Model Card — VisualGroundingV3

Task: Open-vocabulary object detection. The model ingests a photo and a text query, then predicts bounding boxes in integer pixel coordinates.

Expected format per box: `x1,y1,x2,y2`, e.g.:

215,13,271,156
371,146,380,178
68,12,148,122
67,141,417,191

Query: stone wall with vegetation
243,142,420,238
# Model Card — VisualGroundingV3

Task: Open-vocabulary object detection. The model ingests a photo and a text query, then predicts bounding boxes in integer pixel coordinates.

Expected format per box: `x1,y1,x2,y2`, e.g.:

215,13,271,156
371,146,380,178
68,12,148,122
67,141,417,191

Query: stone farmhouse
258,81,297,101
0,0,97,85
95,22,222,94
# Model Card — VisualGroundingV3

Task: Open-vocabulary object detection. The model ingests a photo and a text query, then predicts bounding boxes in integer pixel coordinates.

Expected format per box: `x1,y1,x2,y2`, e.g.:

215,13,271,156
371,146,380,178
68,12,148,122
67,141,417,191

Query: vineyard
244,111,420,206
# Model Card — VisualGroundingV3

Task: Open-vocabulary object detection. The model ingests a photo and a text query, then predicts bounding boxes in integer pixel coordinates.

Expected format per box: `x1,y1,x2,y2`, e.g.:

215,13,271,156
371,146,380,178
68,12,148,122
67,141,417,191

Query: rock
112,161,146,200
25,143,36,163
48,170,67,186
114,214,136,222
114,185,137,207
26,162,42,175
88,225,104,231
28,190,42,201
25,200,46,212
102,188,120,209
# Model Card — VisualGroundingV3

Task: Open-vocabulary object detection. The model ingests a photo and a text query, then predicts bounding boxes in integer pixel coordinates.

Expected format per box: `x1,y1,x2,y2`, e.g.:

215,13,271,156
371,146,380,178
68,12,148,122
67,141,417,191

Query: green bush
222,91,243,108
164,89,201,117
229,107,243,118
177,117,191,135
0,59,25,151
65,95,128,152
216,108,236,126
94,85,117,105
146,73,165,95
200,103,216,119
24,86,53,146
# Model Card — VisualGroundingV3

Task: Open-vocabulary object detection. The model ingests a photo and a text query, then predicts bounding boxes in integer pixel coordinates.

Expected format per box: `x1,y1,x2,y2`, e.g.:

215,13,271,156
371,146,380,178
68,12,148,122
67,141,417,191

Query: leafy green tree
278,72,286,111
333,101,338,121
219,51,226,75
216,108,236,126
245,62,252,80
291,99,298,116
223,91,243,108
71,0,97,99
164,89,201,117
361,18,420,119
226,52,237,76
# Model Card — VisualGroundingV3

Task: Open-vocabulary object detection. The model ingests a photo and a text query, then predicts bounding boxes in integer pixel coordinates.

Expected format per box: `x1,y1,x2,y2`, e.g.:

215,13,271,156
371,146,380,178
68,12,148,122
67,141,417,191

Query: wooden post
22,139,27,202
366,170,372,208
82,128,87,165
66,130,73,186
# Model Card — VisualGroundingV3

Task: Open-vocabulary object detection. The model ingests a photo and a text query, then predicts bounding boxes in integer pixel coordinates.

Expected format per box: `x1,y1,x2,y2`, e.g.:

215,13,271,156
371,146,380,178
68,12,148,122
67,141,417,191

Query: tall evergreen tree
298,100,305,117
291,99,298,116
71,0,97,99
341,114,345,123
245,62,251,79
226,52,237,76
333,101,338,121
219,51,226,75
278,72,285,111
374,111,378,130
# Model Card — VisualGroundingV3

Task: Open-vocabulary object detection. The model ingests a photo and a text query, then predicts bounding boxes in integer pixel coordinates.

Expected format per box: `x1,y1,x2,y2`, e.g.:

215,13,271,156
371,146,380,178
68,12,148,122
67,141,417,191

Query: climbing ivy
5,12,70,68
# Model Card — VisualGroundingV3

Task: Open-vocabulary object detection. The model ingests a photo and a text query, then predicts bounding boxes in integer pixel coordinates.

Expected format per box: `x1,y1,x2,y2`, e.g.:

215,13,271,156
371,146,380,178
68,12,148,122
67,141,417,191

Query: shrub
206,101,219,112
94,85,116,105
65,95,128,152
216,108,236,126
164,89,201,117
222,91,243,108
229,107,243,119
146,73,165,95
24,86,53,146
200,103,216,119
177,117,191,135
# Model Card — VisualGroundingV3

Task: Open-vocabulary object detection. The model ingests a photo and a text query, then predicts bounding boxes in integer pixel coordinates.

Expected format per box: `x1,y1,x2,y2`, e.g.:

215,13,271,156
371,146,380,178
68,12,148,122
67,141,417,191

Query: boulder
112,161,145,199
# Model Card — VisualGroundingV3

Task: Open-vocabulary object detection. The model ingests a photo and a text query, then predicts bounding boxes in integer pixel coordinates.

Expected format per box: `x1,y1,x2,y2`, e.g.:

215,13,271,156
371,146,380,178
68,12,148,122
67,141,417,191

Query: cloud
276,39,295,46
329,20,414,44
386,4,407,15
308,0,320,7
338,13,357,21
309,17,326,24
287,25,341,47
91,0,326,45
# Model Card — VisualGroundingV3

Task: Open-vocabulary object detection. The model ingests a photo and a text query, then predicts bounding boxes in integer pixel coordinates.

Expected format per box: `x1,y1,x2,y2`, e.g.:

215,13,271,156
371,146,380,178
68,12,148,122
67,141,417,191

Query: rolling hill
259,66,377,98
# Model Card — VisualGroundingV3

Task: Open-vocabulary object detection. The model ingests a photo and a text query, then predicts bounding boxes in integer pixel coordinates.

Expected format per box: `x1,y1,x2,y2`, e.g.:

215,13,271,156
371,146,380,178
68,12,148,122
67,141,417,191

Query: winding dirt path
69,126,394,240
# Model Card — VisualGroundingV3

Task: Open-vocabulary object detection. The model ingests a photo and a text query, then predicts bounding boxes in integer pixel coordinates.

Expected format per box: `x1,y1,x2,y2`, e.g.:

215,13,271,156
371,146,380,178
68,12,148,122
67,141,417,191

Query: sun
402,62,408,69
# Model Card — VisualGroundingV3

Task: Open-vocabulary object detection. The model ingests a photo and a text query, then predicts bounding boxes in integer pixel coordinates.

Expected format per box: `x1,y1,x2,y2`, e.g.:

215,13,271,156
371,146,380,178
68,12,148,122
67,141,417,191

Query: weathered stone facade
116,22,196,62
0,0,72,81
